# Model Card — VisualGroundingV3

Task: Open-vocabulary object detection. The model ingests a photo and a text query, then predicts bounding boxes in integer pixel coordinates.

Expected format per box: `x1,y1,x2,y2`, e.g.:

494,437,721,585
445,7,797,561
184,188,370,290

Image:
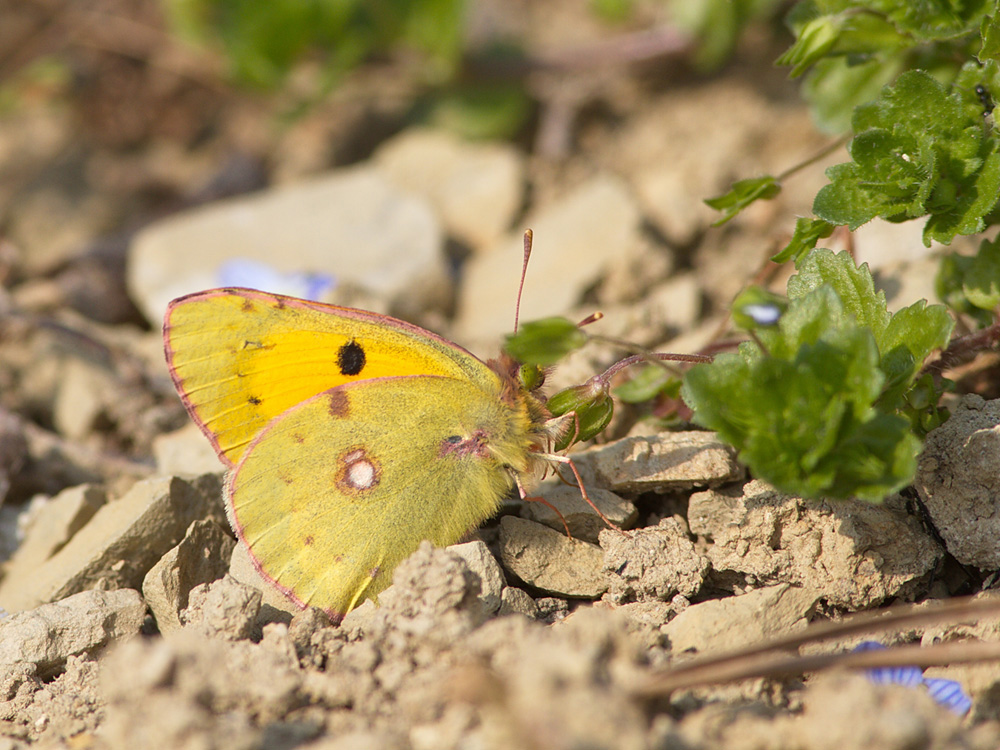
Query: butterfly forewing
164,288,494,466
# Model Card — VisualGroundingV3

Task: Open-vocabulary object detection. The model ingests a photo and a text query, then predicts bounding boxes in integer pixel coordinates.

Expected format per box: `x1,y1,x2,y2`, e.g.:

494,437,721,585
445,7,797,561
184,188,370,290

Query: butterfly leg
515,475,573,538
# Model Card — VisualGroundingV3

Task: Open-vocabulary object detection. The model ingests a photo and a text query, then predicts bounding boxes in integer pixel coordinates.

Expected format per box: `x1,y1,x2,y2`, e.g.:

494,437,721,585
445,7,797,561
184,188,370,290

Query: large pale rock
0,589,146,675
455,174,643,344
498,517,607,599
573,432,743,493
374,128,525,251
915,395,1000,569
662,584,820,654
0,475,224,614
689,479,942,609
128,165,447,324
143,519,235,634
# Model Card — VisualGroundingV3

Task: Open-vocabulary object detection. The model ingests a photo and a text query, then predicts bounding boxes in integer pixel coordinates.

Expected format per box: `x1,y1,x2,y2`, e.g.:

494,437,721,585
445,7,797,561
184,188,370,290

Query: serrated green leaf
773,218,836,264
814,67,1000,245
704,176,781,225
504,317,588,367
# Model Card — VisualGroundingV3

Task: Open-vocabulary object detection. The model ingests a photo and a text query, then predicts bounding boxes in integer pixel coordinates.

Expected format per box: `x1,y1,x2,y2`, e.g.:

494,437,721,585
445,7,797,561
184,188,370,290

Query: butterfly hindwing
164,288,493,466
227,375,529,621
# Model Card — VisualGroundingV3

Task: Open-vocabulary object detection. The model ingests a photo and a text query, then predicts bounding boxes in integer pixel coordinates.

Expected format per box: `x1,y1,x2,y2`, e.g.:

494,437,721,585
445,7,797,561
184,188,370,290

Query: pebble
498,516,607,599
1,485,105,581
915,395,1000,570
600,517,708,604
374,128,525,252
0,474,224,614
448,540,506,616
143,519,236,634
127,164,447,325
662,583,820,655
572,432,743,493
0,589,146,675
455,173,643,345
521,484,637,543
689,479,943,609
497,587,539,619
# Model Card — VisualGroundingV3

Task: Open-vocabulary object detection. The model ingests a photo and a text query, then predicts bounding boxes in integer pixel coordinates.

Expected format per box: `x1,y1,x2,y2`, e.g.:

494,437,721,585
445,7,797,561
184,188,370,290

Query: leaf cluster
681,250,953,501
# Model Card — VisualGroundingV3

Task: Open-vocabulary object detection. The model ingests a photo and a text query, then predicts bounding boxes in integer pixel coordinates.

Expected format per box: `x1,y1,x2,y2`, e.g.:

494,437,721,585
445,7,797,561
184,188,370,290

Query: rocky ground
2,1,1000,748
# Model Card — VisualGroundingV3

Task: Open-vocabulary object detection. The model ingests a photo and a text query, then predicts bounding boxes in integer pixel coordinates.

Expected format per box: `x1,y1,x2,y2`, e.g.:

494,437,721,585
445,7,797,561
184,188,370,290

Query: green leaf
683,249,953,502
504,318,588,367
964,234,1000,309
981,11,1000,62
772,218,836,264
704,176,781,225
814,67,1000,245
613,365,676,403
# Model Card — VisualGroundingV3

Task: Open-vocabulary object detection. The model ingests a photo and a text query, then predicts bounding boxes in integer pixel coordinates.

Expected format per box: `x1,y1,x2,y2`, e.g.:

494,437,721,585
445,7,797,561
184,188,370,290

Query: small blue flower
854,641,972,715
217,259,335,302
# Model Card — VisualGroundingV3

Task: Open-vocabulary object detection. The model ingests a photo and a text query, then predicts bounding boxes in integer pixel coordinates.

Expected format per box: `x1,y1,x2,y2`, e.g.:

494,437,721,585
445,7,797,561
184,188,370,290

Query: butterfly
163,285,571,623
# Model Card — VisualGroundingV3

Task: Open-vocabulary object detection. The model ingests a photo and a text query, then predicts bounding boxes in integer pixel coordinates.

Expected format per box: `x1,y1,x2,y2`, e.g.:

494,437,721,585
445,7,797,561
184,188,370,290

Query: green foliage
704,177,781,225
669,0,785,69
681,251,953,501
614,365,679,403
504,318,588,367
936,234,1000,324
773,218,836,264
163,0,465,89
813,65,1000,246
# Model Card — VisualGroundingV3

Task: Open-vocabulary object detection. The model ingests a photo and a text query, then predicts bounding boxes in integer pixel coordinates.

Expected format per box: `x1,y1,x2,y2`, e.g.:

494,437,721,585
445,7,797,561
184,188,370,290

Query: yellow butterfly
163,286,565,622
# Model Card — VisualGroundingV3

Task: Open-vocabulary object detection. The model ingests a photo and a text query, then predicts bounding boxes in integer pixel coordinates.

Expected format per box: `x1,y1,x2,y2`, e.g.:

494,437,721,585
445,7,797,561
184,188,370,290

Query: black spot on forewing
337,341,366,376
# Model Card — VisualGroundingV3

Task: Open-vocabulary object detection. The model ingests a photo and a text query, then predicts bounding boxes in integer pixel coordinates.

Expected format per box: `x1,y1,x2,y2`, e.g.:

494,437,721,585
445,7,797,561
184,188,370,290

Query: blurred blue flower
854,641,971,715
217,259,335,302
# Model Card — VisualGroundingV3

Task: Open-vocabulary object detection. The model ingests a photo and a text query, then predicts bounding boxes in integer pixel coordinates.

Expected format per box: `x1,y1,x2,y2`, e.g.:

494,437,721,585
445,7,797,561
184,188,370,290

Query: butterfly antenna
514,229,533,334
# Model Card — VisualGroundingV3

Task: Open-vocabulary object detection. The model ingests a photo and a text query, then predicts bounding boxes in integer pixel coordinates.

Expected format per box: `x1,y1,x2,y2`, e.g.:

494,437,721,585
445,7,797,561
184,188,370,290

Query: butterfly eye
444,435,463,444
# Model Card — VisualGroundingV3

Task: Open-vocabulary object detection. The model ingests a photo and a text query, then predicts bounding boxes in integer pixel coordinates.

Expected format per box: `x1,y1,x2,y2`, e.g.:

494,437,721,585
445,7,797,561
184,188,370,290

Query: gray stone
915,395,1000,569
0,474,224,614
573,432,743,493
0,589,146,675
521,484,637,543
128,164,447,325
374,128,525,252
600,517,708,604
448,540,506,615
181,575,262,641
497,587,539,619
143,519,236,634
455,174,643,344
498,516,607,599
662,584,820,655
1,485,105,580
689,479,942,609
